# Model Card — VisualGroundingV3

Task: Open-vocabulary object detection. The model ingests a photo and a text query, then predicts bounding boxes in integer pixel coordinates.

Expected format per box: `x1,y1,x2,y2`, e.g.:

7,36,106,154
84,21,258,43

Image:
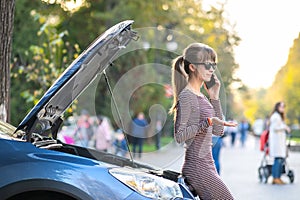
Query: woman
269,101,290,184
170,43,236,199
95,116,112,152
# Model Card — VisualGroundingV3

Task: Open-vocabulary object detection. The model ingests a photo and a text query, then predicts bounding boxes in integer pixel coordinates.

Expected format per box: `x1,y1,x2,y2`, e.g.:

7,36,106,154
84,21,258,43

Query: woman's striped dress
174,88,234,200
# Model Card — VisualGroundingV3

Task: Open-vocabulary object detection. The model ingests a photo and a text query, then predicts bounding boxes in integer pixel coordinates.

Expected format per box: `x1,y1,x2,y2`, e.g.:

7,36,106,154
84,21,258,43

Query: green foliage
11,0,80,125
10,0,240,128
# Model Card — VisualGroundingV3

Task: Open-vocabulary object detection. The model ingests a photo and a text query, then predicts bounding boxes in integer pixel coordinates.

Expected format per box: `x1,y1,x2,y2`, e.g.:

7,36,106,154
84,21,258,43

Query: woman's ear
189,64,196,72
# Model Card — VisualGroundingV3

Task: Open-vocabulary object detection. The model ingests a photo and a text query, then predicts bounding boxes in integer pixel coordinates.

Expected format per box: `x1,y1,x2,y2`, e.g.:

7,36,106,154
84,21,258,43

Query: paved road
139,135,300,200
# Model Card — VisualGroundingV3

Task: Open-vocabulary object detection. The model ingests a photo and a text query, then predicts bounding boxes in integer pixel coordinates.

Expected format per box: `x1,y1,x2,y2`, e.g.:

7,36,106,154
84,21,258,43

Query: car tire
7,191,75,200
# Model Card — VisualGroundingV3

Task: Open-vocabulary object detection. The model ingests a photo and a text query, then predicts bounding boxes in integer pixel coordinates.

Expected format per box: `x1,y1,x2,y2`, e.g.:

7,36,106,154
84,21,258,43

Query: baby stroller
258,130,295,183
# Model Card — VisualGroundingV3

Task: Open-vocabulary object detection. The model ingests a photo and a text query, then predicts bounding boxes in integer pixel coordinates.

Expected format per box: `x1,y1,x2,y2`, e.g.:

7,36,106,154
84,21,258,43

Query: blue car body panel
0,138,149,200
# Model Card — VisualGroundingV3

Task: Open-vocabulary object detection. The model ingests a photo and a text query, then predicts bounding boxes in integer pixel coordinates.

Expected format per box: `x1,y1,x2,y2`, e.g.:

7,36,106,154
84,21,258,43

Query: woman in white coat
269,101,290,184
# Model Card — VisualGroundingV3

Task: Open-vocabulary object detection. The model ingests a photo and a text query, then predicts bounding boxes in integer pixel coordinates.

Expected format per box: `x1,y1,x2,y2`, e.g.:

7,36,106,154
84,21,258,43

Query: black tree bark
0,0,15,122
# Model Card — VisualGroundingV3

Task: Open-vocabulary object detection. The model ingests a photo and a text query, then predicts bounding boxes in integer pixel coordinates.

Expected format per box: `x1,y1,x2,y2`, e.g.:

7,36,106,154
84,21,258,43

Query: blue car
0,20,196,200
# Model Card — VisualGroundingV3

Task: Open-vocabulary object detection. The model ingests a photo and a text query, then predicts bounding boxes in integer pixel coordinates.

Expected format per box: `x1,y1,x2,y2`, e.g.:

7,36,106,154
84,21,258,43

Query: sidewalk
140,135,300,200
221,135,300,200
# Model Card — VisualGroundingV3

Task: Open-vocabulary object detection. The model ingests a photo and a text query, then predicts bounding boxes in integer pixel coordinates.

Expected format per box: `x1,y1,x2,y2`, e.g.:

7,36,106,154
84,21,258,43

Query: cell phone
205,74,216,89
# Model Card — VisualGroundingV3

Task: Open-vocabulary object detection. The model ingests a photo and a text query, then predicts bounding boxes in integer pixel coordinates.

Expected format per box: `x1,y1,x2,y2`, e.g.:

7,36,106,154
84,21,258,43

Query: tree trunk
0,0,15,122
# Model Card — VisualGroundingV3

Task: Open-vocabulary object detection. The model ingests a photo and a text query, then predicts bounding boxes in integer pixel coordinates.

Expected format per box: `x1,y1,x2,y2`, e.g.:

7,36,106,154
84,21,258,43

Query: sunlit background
47,0,300,89
203,0,300,89
8,0,300,133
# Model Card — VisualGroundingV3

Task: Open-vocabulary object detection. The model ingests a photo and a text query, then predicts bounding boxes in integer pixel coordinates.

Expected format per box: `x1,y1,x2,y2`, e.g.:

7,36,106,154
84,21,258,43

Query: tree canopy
10,0,240,128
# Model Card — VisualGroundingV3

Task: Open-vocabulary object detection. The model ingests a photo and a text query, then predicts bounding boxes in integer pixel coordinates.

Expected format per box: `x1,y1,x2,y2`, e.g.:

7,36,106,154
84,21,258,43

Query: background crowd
58,110,156,159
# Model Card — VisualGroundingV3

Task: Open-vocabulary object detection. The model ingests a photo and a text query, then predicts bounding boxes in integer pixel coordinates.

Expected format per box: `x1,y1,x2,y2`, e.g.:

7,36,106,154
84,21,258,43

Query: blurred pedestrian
269,101,291,184
131,112,148,158
228,118,238,147
155,120,163,150
263,115,270,131
239,118,249,147
170,43,237,199
113,129,129,157
75,109,94,147
94,116,112,152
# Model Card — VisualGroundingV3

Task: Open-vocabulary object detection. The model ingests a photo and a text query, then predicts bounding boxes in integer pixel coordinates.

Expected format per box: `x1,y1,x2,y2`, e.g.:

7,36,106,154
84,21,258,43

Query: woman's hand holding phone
204,75,216,89
204,74,220,100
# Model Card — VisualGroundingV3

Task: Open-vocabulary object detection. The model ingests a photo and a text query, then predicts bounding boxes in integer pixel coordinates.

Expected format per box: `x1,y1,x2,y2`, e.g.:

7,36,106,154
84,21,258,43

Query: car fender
0,179,93,200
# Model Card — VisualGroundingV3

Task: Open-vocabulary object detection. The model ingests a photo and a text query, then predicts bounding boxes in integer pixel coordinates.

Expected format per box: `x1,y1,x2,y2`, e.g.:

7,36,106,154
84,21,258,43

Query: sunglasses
193,62,217,70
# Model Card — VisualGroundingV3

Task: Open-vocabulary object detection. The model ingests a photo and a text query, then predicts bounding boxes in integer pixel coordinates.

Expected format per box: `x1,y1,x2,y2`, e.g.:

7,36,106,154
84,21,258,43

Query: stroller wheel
258,167,263,182
262,166,270,183
287,170,294,183
258,166,269,183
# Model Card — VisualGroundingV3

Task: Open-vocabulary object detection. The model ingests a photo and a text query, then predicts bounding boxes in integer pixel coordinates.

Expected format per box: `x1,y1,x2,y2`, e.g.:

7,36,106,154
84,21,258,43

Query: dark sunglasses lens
204,63,216,70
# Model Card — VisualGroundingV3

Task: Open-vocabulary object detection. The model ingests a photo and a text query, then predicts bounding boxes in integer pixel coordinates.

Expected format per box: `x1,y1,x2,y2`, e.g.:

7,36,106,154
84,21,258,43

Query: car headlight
109,168,183,199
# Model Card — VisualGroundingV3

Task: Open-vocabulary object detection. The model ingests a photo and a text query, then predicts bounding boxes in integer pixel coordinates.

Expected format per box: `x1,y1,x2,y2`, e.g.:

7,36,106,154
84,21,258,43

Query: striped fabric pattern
174,88,234,200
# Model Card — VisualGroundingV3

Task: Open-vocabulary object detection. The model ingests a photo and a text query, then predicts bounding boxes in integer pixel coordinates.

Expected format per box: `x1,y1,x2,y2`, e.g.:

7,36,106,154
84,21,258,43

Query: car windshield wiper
103,70,134,164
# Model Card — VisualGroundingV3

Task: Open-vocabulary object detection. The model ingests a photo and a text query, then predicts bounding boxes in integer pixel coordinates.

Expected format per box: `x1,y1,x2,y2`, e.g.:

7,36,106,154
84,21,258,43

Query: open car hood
16,20,137,140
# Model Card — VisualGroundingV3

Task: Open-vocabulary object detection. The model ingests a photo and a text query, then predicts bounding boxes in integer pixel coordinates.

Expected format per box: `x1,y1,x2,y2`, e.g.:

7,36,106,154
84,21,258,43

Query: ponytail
169,55,188,118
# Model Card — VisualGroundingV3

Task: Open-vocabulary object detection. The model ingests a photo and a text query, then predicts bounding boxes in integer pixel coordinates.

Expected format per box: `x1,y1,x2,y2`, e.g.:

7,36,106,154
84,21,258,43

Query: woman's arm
210,99,225,136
